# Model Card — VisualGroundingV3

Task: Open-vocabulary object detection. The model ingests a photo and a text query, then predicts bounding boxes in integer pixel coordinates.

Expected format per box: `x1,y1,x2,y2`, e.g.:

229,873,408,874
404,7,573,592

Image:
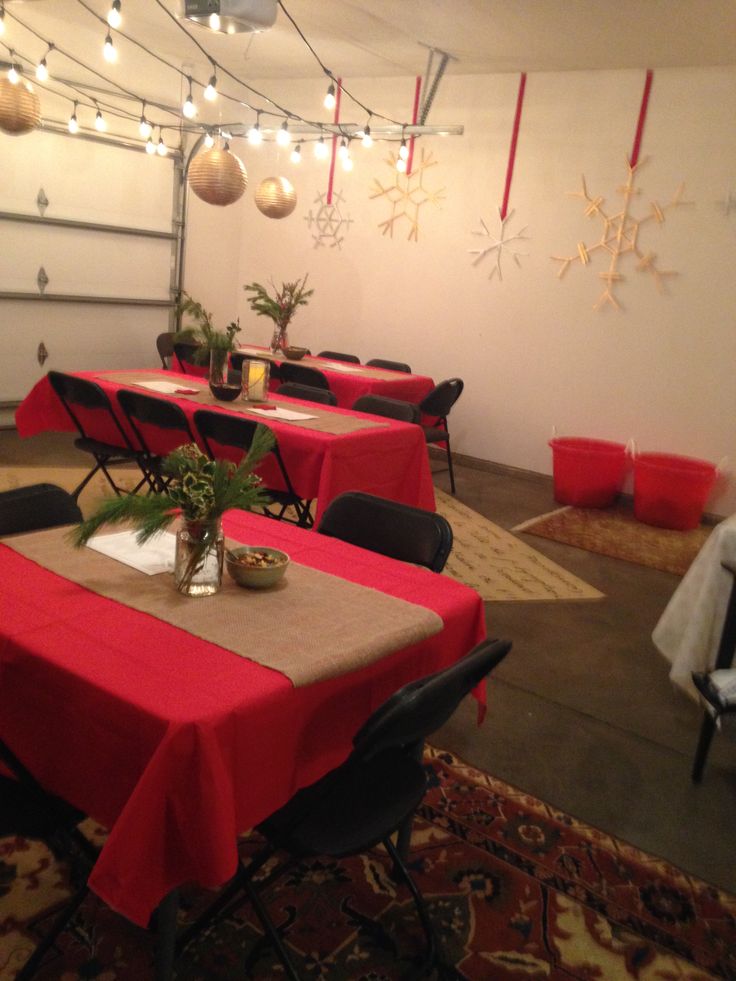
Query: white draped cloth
652,514,736,699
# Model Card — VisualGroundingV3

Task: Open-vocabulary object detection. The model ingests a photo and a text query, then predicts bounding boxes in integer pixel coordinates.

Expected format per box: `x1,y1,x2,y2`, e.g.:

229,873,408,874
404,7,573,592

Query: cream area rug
0,442,601,602
435,489,603,602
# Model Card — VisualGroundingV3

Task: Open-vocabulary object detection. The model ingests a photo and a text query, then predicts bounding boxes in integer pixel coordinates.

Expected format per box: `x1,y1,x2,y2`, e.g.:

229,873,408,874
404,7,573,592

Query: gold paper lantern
0,77,41,136
255,176,297,219
187,147,247,206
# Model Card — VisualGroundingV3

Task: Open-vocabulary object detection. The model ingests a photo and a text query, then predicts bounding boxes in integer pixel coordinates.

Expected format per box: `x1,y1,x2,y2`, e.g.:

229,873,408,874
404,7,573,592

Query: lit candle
243,359,269,401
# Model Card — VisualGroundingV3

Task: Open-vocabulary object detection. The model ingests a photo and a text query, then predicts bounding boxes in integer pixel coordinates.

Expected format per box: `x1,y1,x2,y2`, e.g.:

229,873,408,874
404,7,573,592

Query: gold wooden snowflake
304,190,353,249
369,147,445,242
552,159,691,311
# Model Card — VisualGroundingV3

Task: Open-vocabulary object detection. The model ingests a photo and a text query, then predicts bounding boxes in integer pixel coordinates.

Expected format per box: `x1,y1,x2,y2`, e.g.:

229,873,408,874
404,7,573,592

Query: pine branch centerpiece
174,293,242,397
71,433,274,595
243,275,313,353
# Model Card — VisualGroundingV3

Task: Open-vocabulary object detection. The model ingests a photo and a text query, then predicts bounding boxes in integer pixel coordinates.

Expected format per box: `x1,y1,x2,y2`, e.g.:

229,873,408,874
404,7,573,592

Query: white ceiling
3,0,735,139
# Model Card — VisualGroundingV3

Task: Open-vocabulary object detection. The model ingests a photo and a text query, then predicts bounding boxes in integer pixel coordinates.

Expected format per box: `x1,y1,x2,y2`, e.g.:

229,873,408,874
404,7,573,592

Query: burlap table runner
5,526,442,687
236,347,405,381
97,372,387,435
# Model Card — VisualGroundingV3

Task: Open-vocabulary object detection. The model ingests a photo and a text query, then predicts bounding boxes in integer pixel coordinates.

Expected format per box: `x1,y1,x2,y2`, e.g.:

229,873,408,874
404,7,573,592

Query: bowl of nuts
283,346,309,361
226,545,289,589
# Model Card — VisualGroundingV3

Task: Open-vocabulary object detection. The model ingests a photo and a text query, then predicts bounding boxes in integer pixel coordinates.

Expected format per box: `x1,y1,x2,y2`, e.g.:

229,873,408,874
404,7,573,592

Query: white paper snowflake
304,189,353,249
469,209,529,281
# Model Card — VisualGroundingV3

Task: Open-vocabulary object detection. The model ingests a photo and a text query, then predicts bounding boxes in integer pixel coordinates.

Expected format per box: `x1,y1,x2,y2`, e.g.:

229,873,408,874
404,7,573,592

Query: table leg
154,889,179,981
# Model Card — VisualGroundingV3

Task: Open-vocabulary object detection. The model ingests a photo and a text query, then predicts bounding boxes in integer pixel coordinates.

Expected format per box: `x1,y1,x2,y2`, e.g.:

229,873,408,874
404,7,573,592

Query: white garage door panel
0,131,174,231
2,302,169,403
1,225,172,299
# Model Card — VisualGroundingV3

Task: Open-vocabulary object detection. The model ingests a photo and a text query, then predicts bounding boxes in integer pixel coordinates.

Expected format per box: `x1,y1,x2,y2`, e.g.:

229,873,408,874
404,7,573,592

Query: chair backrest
352,394,420,423
173,341,202,374
47,370,135,449
117,389,196,456
318,350,361,364
419,378,464,421
279,363,331,391
0,483,82,536
156,332,175,369
317,490,453,572
277,382,337,406
353,638,512,760
366,358,412,374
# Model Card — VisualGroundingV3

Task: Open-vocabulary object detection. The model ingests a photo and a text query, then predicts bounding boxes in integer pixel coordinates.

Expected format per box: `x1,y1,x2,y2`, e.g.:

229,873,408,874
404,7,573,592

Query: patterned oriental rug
2,746,734,980
515,502,713,577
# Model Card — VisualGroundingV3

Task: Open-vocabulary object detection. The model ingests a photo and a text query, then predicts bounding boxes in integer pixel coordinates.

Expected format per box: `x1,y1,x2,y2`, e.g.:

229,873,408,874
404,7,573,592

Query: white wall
184,66,736,515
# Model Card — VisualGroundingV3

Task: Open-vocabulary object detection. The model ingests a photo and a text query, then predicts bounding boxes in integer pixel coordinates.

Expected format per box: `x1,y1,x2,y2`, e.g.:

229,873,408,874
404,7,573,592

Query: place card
247,406,317,421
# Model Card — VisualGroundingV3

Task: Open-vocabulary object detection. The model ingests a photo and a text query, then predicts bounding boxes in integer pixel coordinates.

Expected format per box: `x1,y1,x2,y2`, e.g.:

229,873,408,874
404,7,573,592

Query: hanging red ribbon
326,77,342,205
500,72,527,221
629,69,653,168
406,76,422,176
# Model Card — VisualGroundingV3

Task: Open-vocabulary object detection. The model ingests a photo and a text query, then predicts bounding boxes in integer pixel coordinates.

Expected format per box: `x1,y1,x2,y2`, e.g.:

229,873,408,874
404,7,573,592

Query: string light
103,31,117,63
139,102,151,138
145,134,156,154
323,82,336,110
398,137,409,161
68,101,79,134
7,60,19,84
314,135,328,160
157,130,167,155
290,142,301,164
276,119,290,146
342,152,354,172
204,70,217,101
247,114,262,146
337,137,348,161
203,129,214,148
0,5,5,37
94,107,106,131
107,0,122,29
396,157,407,173
36,45,53,82
361,123,373,149
182,76,196,118
208,11,220,31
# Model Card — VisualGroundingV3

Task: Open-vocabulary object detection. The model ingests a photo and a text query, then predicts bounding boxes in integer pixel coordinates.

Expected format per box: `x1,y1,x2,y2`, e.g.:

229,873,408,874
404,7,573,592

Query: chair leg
239,874,302,981
444,436,456,495
692,710,719,783
16,883,89,980
383,835,438,974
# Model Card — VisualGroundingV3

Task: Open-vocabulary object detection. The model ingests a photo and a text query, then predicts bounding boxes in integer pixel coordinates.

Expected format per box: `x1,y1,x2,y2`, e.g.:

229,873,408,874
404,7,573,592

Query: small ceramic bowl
283,346,308,361
226,546,289,589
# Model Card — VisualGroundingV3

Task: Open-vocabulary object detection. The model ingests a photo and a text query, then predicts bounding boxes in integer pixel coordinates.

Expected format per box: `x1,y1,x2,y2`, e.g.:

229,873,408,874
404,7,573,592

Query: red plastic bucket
633,452,717,530
549,437,628,508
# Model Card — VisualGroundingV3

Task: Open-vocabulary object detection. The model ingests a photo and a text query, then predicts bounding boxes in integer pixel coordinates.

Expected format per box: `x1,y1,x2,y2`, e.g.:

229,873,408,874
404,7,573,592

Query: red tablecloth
0,510,485,927
176,348,435,409
15,370,435,521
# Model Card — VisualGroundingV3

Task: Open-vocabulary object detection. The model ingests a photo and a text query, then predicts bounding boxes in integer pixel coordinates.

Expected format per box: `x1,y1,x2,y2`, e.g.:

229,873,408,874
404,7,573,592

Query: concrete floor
2,430,735,894
434,460,736,895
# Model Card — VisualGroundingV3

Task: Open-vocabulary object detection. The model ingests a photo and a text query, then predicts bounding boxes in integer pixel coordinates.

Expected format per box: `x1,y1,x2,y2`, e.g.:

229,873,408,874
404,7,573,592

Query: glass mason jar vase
174,518,224,596
269,323,289,354
209,349,241,402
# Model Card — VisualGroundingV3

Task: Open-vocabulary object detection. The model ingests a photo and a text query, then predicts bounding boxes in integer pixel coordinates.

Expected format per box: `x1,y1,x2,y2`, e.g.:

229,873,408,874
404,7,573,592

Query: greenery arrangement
173,292,241,366
243,275,313,347
71,434,274,592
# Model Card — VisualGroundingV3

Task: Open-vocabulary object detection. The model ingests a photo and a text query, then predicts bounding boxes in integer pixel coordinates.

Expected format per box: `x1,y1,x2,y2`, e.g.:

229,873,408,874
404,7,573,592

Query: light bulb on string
36,46,52,82
208,12,220,31
341,152,353,172
7,60,19,84
337,137,348,161
103,32,117,63
204,130,214,148
314,135,328,160
398,138,409,161
276,119,290,146
107,0,121,29
361,124,373,149
68,102,79,134
323,82,336,110
145,135,155,154
290,142,301,164
182,77,196,119
396,157,407,173
247,116,262,146
204,71,217,101
139,103,151,138
157,131,167,156
94,108,106,132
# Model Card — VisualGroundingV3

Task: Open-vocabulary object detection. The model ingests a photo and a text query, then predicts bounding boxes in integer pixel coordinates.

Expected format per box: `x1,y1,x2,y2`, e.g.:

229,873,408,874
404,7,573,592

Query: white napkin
319,362,363,374
248,407,317,421
134,380,202,395
86,530,177,574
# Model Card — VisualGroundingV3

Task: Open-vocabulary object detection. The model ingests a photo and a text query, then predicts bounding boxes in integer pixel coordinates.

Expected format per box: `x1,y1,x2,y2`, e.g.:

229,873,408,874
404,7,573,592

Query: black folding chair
352,394,421,423
0,483,81,536
317,350,360,364
47,371,150,501
279,363,331,391
691,561,736,782
419,378,464,495
176,638,512,979
116,389,197,491
193,409,314,527
156,332,175,369
317,490,453,572
173,341,203,374
366,358,412,373
276,382,337,406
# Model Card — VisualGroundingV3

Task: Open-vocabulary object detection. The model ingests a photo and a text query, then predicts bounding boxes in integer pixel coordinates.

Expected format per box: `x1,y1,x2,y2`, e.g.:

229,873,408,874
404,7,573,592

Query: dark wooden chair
156,332,175,369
